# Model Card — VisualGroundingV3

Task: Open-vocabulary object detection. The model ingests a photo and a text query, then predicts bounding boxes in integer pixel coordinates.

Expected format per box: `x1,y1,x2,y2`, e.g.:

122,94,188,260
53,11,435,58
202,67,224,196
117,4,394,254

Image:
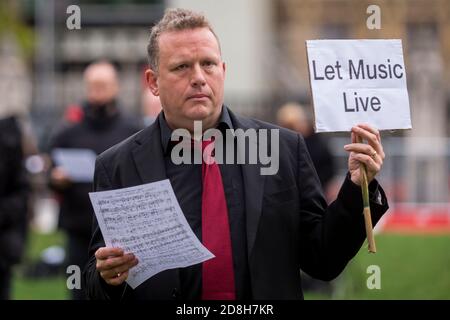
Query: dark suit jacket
83,107,388,300
0,116,29,267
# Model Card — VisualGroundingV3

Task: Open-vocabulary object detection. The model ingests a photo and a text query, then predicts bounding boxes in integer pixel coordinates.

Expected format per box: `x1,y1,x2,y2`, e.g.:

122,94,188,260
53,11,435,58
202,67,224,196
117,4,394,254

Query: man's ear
145,68,159,96
222,61,226,78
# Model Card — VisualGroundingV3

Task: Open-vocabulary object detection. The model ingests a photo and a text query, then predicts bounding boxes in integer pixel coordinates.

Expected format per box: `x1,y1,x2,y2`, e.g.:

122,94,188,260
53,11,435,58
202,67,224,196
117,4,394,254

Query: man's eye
175,64,188,71
202,61,215,68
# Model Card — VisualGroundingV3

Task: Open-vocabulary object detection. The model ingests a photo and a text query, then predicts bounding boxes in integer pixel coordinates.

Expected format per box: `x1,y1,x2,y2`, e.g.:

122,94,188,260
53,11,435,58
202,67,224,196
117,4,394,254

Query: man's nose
190,64,206,87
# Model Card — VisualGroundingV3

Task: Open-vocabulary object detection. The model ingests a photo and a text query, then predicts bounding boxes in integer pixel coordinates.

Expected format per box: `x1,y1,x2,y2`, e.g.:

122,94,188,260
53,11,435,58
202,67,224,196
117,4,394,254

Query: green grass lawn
332,233,450,300
11,231,450,300
11,229,69,300
12,276,69,300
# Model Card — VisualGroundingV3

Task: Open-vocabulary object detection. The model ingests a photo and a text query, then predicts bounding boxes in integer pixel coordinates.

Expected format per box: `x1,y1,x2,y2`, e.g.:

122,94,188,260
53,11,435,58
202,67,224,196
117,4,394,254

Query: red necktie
201,139,236,300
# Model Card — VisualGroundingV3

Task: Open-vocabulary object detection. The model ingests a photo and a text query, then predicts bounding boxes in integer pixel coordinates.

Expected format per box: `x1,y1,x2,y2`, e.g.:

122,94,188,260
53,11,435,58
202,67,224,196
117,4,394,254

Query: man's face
146,28,226,132
85,66,119,107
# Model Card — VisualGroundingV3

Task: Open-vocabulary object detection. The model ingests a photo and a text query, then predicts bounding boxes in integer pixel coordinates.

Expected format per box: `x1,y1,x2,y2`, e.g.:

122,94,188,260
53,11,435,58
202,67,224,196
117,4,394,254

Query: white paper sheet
89,179,214,289
51,148,97,182
306,39,412,132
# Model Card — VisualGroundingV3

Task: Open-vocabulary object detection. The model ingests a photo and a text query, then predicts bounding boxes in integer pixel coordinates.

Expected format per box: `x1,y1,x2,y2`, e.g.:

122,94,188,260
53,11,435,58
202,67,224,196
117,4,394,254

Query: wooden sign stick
356,135,376,253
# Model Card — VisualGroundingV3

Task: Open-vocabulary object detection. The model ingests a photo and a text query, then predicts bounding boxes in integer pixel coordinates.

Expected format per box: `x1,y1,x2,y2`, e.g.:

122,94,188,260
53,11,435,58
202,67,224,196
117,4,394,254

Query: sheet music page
89,179,214,289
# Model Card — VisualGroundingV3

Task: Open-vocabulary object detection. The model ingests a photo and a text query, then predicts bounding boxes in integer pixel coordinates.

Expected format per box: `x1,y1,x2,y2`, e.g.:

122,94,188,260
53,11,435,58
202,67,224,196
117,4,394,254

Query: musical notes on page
89,179,214,289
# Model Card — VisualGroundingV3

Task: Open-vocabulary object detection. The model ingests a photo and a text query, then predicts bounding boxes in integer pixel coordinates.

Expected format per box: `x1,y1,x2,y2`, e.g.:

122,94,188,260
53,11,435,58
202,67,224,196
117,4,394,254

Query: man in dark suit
84,8,388,300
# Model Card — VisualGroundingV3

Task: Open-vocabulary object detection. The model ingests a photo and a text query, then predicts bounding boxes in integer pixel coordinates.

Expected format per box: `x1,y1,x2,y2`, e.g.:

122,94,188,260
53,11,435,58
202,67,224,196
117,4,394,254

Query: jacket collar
131,118,168,184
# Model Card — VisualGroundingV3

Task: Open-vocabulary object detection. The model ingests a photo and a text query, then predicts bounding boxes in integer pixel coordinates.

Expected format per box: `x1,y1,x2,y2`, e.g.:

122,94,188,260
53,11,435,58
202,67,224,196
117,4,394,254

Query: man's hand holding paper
95,247,139,286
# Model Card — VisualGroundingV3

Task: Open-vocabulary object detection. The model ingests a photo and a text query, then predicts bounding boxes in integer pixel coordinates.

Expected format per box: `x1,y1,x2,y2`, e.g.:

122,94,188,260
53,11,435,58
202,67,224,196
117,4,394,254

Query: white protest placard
89,179,214,289
52,148,97,182
306,39,412,132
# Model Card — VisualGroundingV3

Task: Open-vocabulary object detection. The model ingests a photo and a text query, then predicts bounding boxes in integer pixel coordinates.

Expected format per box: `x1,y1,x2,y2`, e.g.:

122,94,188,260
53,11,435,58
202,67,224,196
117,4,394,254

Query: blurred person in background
0,115,30,300
0,37,35,299
48,61,141,300
277,102,336,192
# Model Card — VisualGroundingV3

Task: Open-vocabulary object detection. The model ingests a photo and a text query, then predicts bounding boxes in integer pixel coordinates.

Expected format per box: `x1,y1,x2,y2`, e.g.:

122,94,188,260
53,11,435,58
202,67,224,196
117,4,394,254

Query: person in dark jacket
48,61,141,299
83,9,388,301
0,116,30,300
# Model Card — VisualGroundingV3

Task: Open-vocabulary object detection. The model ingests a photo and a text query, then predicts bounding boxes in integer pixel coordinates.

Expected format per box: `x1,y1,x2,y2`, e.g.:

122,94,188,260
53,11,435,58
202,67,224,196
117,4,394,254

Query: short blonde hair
147,8,220,72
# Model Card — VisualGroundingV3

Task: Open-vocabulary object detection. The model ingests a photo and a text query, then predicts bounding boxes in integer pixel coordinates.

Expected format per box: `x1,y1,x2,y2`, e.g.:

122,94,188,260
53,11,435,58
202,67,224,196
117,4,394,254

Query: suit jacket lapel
131,120,182,294
131,121,167,184
229,110,266,257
